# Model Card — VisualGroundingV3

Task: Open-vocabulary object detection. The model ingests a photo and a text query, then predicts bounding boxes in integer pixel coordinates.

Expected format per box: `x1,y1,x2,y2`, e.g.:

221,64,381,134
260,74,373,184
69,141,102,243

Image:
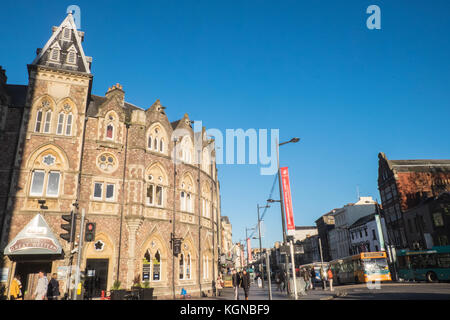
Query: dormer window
62,28,71,40
67,51,76,64
49,42,61,62
50,48,60,61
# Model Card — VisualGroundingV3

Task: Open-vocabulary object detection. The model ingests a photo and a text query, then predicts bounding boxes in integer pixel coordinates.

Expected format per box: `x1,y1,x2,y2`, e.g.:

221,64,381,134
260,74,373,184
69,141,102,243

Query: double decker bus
397,245,450,282
330,252,391,284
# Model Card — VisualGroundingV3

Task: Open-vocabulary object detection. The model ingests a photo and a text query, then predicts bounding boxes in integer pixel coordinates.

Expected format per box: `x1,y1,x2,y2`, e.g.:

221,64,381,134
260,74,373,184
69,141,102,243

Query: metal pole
276,138,287,244
265,250,272,300
73,208,85,300
289,240,298,300
257,205,264,288
172,139,177,300
319,237,324,264
276,138,290,294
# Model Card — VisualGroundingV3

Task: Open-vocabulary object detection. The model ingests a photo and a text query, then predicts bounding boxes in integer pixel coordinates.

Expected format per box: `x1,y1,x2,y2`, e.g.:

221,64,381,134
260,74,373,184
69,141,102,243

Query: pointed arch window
186,253,191,279
153,250,161,281
35,109,43,132
106,124,114,140
148,135,153,150
57,113,65,135
65,113,73,136
179,253,185,280
160,139,164,153
154,137,158,151
43,110,52,133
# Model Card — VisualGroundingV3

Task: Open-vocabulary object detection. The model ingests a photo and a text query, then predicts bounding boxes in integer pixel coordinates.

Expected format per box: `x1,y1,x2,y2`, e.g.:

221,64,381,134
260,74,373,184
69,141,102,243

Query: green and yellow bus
330,252,391,284
397,245,450,282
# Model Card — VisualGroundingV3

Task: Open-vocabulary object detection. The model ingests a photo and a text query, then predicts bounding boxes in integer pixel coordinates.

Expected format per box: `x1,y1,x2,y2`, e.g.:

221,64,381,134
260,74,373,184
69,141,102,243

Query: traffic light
85,222,96,242
60,211,77,242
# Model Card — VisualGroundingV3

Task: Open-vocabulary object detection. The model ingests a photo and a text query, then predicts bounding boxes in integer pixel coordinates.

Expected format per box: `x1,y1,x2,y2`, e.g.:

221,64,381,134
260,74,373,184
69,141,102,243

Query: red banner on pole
280,167,295,235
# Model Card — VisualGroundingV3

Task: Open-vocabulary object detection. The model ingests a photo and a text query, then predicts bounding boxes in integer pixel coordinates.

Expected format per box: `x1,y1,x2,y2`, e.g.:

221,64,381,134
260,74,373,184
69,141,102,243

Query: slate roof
349,213,376,229
388,159,450,173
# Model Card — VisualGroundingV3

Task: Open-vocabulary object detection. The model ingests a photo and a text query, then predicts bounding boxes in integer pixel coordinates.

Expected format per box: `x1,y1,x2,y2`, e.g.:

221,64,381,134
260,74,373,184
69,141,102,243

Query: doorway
85,259,109,298
14,261,52,300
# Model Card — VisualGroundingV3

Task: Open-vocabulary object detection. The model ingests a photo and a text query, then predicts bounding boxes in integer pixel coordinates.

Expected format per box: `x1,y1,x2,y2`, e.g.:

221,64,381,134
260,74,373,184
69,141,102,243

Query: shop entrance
85,259,109,298
14,261,52,300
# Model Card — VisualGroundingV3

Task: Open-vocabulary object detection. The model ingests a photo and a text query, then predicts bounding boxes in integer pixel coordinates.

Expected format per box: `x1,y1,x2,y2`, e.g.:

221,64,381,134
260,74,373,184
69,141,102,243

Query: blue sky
1,0,450,249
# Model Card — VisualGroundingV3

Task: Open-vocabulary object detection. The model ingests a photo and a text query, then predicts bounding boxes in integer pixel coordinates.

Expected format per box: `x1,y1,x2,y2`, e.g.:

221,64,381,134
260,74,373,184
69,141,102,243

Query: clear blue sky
1,1,450,250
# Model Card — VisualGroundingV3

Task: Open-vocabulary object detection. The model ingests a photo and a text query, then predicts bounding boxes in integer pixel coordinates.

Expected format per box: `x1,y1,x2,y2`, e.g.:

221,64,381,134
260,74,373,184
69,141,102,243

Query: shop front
3,214,64,299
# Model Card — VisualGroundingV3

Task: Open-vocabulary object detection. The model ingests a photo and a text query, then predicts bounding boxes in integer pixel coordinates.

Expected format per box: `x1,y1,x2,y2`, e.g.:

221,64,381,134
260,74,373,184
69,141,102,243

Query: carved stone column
125,217,143,288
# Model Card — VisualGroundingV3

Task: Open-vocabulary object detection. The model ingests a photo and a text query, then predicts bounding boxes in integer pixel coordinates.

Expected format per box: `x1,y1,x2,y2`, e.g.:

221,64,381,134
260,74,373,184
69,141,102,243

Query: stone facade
0,13,222,299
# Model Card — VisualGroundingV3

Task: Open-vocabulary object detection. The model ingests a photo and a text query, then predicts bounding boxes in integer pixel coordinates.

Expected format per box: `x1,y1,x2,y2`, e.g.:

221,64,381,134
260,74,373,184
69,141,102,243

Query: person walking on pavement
310,268,316,290
32,271,48,300
47,273,60,300
327,267,334,291
275,271,282,292
232,269,241,300
216,273,224,297
303,268,311,293
280,270,286,292
10,275,23,300
320,267,327,290
241,269,251,300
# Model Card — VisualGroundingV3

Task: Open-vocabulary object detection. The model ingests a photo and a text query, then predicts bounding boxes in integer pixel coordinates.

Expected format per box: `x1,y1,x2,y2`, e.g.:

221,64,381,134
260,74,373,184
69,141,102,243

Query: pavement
201,281,450,301
202,282,336,301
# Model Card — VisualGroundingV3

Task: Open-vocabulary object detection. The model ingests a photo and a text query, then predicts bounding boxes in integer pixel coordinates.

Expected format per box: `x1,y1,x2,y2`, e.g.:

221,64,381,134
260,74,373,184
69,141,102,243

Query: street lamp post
257,204,270,288
273,136,300,296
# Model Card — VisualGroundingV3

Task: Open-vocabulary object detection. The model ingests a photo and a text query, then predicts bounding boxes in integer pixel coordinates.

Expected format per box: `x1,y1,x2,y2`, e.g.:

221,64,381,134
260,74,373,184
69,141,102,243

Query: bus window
438,253,450,268
424,254,437,269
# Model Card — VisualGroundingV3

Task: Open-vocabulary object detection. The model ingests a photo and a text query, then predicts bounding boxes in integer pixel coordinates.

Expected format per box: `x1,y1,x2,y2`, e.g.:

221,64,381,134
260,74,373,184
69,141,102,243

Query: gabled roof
31,13,91,74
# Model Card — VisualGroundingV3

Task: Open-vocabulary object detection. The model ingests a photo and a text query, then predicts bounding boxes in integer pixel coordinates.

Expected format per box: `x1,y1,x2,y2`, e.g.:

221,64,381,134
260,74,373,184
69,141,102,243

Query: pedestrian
327,267,334,291
10,275,23,300
320,267,327,290
216,273,224,297
303,268,311,293
275,272,282,292
310,268,316,290
232,269,240,300
241,269,251,300
47,273,60,300
280,270,286,292
298,269,306,296
32,271,48,300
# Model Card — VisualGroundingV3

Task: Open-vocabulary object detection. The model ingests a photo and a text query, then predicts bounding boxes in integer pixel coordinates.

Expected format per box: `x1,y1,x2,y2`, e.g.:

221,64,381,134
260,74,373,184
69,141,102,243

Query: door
85,259,109,297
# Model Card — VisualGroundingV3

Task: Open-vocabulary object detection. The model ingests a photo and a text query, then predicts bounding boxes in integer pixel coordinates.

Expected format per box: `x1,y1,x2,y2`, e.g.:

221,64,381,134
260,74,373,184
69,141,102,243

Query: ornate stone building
0,13,221,299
